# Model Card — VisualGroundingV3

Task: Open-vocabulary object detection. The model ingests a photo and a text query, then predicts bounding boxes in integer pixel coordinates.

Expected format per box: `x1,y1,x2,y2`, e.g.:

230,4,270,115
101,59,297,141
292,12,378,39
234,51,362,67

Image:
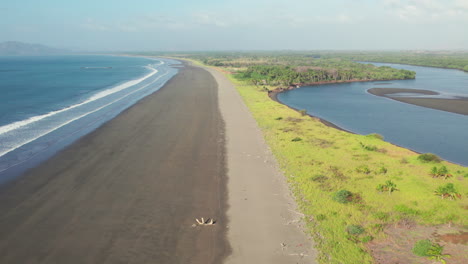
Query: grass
191,60,468,263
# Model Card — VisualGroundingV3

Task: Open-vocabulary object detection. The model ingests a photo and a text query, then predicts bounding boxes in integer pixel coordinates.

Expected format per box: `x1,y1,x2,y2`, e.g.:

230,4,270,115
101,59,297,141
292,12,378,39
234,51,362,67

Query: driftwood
195,217,215,226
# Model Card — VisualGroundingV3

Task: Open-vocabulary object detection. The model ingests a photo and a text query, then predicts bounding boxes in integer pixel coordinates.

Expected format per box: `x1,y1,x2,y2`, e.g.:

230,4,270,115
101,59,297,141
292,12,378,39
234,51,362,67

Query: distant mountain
0,41,70,56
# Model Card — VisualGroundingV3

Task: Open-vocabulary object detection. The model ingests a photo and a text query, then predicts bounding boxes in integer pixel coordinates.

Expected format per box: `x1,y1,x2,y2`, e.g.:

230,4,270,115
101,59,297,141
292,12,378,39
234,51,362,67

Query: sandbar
368,88,468,115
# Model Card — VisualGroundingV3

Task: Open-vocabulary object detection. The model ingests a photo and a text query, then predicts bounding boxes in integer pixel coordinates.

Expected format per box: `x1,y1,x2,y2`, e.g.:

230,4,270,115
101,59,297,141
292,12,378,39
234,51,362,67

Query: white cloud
384,0,468,22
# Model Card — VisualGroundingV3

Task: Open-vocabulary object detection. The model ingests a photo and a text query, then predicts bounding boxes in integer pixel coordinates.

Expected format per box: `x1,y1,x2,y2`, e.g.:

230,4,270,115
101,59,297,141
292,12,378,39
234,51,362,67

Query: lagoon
277,62,468,166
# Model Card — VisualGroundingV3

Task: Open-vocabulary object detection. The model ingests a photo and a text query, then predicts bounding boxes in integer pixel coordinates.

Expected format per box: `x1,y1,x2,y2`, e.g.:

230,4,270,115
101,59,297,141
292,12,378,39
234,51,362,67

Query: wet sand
0,65,229,264
368,88,468,116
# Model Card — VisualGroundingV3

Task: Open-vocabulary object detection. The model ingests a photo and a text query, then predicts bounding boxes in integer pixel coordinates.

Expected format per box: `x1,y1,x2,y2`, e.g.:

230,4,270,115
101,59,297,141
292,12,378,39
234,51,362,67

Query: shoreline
0,63,230,263
267,82,467,166
368,88,468,116
268,88,354,133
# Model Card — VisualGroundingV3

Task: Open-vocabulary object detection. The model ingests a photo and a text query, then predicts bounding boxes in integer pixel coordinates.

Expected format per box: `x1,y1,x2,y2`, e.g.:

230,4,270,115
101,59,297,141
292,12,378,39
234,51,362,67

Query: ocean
0,55,179,183
277,62,468,166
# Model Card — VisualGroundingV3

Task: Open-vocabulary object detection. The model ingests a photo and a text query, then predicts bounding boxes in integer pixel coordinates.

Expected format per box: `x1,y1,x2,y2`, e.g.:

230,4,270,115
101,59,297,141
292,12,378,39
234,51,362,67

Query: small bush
430,166,452,179
376,180,398,193
377,166,388,174
400,158,408,164
417,153,441,163
299,109,307,116
291,137,302,142
361,235,373,243
412,240,450,262
347,225,365,235
367,133,384,140
275,116,283,120
333,190,353,204
412,239,432,256
355,165,371,174
435,183,461,200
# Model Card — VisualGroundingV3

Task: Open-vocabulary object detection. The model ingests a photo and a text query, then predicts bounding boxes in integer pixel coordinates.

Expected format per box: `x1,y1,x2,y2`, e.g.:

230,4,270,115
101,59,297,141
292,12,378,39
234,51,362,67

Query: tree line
236,63,415,87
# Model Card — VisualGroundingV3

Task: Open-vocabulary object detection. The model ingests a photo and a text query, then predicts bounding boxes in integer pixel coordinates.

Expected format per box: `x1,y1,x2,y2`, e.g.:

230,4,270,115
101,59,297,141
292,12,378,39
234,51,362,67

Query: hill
0,41,69,56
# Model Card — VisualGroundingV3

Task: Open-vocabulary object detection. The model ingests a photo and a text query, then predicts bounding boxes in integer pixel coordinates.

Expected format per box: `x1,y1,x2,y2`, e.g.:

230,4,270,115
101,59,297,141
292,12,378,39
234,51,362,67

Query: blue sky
1,0,467,51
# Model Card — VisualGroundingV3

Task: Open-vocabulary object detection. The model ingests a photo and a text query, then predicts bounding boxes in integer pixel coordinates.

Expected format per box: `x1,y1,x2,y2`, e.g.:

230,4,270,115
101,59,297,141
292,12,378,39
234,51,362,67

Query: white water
0,66,157,136
0,66,169,160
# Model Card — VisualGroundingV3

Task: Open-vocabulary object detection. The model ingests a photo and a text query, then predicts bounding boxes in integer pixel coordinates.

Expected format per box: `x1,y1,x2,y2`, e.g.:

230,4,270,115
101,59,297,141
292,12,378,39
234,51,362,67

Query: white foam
0,70,170,160
0,66,157,136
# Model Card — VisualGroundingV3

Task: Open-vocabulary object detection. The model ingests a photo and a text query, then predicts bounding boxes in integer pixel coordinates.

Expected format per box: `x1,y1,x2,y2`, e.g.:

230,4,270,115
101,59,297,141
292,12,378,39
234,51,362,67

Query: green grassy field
223,73,467,263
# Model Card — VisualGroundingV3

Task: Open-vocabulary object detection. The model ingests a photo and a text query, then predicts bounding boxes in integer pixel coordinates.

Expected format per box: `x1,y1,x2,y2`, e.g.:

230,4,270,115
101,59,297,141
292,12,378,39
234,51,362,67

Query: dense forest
164,52,417,87
236,64,415,87
132,50,468,86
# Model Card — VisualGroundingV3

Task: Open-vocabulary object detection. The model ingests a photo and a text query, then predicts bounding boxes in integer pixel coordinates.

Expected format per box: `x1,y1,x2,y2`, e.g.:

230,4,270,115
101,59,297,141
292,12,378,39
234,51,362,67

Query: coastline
368,88,468,116
0,63,230,263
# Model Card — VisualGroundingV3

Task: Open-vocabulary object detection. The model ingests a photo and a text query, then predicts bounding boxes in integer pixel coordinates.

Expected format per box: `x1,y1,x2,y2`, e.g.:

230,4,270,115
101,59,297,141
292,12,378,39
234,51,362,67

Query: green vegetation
236,63,415,87
418,153,442,163
412,240,451,263
333,190,353,204
346,225,365,235
434,183,461,200
148,53,468,264
218,72,467,264
430,166,452,179
412,239,433,256
376,180,398,194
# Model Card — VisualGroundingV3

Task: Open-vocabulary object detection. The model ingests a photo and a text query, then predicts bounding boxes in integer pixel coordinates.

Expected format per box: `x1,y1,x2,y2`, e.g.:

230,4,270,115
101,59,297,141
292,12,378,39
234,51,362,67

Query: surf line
0,66,158,136
0,70,171,161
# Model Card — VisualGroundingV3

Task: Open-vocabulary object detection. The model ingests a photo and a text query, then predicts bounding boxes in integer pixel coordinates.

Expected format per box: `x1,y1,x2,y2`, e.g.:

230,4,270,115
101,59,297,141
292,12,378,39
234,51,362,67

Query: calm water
0,55,179,182
278,62,468,166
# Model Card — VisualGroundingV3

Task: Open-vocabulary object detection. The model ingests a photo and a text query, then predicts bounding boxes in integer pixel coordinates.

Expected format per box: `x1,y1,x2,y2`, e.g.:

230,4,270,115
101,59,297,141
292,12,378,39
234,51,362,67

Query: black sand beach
368,88,468,115
0,65,229,264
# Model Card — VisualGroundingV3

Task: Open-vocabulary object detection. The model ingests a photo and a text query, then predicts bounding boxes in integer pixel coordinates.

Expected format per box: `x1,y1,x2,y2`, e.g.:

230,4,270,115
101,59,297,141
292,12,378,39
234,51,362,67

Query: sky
1,0,467,51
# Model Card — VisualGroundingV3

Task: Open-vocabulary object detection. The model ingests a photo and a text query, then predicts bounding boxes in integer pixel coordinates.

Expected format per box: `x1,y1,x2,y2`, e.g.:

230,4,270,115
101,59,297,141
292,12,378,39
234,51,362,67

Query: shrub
376,180,398,194
291,137,302,142
355,165,371,174
299,109,307,116
275,116,283,120
435,183,461,200
430,166,452,179
367,133,384,140
377,166,388,174
413,240,451,263
417,153,441,163
333,190,353,204
361,235,373,243
347,225,365,235
412,239,432,256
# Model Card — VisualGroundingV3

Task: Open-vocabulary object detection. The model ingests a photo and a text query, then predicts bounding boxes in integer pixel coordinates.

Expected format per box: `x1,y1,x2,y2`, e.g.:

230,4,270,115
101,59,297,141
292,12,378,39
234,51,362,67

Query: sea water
0,55,179,182
277,63,468,166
